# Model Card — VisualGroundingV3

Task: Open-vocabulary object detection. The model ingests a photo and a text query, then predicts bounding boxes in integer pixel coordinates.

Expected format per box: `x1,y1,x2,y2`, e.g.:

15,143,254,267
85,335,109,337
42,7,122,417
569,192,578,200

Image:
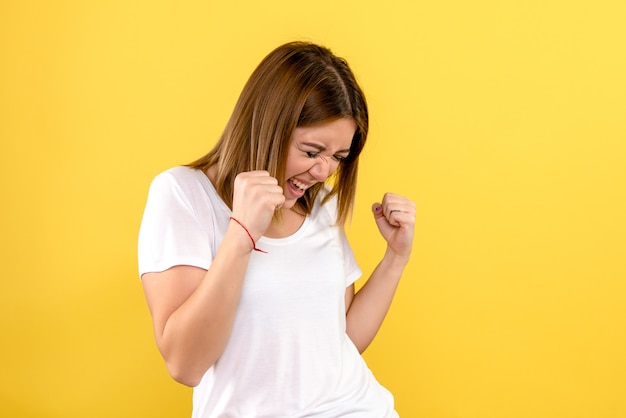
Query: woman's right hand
231,170,285,241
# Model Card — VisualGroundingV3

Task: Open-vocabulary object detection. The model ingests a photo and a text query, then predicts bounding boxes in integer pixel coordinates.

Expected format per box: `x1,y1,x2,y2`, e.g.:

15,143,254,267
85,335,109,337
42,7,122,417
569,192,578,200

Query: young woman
138,41,416,417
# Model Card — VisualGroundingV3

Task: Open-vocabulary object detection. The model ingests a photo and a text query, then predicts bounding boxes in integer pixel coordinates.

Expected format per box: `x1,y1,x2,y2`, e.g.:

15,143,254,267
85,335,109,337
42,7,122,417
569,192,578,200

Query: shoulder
151,166,204,187
148,166,210,198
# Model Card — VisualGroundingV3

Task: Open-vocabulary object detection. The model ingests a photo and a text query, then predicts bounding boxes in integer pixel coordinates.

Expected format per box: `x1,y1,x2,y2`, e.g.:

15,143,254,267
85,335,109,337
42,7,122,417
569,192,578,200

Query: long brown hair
188,41,368,224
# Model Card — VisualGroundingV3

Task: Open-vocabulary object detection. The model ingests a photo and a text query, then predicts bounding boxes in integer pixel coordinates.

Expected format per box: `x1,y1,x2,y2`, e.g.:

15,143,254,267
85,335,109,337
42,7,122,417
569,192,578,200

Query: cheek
283,153,297,176
285,157,313,176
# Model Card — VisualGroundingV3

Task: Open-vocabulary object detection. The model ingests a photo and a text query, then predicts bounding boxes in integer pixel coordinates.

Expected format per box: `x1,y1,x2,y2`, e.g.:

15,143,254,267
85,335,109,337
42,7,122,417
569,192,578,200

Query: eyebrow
300,142,351,155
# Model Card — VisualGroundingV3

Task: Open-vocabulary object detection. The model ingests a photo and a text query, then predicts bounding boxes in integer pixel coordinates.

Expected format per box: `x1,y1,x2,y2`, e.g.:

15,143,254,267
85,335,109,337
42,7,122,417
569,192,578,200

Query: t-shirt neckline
192,167,311,245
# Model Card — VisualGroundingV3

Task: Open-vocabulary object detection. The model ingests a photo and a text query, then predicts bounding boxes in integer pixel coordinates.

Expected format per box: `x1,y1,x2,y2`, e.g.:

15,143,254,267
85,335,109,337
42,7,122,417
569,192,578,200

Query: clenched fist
231,171,285,241
371,193,416,261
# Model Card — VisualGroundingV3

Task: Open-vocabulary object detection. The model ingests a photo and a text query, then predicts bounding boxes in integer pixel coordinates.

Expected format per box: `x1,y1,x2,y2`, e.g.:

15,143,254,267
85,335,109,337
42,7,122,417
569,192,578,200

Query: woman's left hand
371,193,416,260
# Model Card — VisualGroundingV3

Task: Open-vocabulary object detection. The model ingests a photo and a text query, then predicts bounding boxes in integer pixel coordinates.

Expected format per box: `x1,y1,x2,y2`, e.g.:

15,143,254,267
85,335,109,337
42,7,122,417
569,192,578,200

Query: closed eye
305,151,347,163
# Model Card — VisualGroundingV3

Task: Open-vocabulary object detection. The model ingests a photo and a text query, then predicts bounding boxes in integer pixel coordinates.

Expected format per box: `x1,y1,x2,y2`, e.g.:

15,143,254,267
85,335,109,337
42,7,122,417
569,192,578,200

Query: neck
264,207,306,238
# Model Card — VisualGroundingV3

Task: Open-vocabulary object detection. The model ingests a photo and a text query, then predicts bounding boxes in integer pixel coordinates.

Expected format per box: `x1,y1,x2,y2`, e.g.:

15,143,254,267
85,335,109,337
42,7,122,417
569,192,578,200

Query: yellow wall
1,1,625,417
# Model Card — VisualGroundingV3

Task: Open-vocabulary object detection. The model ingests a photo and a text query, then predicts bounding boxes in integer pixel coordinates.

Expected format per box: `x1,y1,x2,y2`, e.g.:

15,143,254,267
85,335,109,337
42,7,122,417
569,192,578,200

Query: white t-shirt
138,166,398,418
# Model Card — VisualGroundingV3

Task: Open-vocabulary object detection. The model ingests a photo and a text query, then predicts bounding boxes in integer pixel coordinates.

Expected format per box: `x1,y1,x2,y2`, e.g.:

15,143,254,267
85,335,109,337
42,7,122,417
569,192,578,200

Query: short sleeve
138,171,214,277
340,227,362,287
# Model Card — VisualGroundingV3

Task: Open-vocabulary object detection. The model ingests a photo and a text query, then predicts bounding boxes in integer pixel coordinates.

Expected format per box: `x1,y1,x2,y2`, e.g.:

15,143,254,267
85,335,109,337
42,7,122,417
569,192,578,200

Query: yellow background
1,0,625,417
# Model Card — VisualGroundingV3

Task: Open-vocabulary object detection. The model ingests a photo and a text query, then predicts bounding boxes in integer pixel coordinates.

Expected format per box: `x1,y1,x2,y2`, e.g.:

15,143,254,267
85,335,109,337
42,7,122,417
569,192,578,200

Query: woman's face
282,118,356,209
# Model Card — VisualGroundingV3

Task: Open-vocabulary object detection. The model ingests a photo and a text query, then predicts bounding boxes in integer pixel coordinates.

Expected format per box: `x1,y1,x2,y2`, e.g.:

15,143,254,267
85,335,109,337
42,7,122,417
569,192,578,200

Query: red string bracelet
229,216,267,253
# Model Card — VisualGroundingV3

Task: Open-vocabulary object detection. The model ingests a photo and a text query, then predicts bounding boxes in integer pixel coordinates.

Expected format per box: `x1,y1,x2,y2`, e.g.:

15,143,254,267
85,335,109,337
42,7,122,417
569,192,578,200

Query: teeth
290,178,310,190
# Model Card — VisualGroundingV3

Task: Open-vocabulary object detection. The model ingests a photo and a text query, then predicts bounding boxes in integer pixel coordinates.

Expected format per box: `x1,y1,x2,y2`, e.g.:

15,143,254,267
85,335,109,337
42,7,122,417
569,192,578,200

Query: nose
309,155,336,182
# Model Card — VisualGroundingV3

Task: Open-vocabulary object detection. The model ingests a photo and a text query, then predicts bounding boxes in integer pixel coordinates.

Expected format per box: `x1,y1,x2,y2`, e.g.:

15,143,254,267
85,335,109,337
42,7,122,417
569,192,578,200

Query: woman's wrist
380,247,411,275
224,221,258,256
229,217,267,253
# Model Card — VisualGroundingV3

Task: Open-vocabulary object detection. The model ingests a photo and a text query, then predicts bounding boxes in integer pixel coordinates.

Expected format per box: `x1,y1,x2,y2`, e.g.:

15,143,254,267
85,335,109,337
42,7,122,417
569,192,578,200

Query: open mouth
287,178,312,198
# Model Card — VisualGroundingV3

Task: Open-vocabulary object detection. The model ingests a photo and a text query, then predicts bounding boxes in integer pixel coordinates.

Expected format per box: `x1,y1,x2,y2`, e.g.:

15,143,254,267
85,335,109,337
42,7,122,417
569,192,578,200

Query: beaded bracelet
229,216,268,253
